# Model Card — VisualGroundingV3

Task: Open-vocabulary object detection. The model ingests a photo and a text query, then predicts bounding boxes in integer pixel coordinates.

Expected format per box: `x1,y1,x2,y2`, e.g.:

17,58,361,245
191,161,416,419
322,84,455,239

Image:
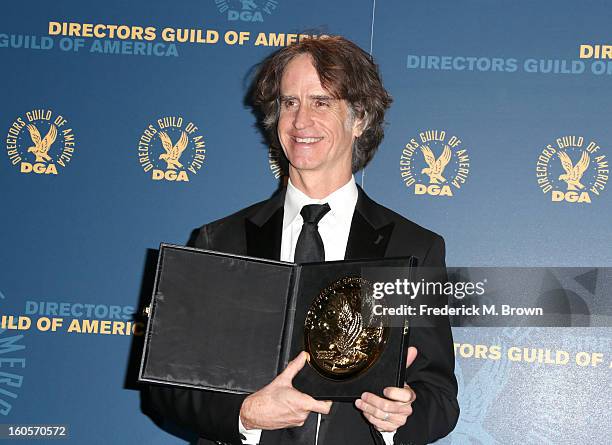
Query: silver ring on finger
382,412,389,422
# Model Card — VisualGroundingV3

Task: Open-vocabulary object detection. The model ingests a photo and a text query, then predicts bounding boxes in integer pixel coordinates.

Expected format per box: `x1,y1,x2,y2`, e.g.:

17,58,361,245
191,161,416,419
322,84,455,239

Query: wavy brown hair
252,36,392,173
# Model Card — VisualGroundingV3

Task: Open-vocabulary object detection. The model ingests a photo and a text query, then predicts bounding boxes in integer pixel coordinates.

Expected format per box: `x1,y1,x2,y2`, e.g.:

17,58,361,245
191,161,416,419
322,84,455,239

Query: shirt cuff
381,430,396,445
238,415,262,444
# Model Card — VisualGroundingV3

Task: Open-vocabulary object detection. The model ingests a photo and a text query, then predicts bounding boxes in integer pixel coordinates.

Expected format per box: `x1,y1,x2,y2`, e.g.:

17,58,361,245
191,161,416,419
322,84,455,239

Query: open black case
139,244,416,400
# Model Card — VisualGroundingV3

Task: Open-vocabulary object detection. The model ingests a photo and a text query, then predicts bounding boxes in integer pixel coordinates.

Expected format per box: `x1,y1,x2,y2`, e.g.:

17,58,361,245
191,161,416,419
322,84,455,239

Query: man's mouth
293,136,324,144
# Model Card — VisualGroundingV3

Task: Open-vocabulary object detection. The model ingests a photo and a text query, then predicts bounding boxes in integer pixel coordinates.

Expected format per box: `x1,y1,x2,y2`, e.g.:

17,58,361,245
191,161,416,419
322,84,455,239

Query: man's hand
354,346,418,432
239,351,332,430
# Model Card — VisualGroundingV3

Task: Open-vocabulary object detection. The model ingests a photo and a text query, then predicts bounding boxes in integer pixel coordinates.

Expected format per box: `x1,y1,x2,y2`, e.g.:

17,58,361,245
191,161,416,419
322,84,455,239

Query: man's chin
287,158,322,173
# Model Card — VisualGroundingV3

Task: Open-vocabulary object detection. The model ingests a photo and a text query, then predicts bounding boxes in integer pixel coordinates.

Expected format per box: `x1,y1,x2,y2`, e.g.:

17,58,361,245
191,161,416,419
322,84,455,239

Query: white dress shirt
240,176,395,445
281,176,358,263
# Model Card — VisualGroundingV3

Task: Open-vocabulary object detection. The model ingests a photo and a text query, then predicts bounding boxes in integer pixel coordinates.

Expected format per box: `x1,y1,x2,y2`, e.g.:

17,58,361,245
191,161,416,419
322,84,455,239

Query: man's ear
353,111,368,138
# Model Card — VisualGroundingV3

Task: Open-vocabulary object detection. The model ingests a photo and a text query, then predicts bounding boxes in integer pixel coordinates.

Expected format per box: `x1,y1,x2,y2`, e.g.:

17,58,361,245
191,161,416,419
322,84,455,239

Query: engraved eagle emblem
558,151,590,191
329,295,363,354
27,124,57,163
158,131,189,170
421,145,452,183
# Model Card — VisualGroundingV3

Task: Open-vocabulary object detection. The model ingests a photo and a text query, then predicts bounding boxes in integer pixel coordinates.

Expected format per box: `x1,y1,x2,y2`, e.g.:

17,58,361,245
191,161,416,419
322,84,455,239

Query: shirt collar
283,176,358,230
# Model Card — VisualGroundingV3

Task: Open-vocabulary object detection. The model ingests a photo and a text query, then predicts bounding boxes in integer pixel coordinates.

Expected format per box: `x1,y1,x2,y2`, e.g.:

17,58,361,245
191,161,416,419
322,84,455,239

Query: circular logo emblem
5,109,76,176
215,0,279,23
536,136,608,204
399,130,470,197
137,116,207,182
304,277,388,381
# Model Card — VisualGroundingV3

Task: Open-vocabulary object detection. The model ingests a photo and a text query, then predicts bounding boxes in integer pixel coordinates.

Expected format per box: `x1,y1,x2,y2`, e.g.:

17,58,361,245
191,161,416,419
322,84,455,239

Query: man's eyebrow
278,94,336,103
309,94,334,101
279,94,335,100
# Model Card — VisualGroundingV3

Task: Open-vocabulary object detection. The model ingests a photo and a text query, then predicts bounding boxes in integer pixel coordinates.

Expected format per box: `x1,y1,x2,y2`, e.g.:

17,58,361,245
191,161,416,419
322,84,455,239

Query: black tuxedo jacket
148,186,458,445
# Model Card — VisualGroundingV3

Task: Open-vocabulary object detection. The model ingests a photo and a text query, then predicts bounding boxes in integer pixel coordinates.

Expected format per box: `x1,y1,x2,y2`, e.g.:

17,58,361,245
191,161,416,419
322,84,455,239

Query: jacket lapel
245,189,285,260
243,186,394,261
344,186,394,260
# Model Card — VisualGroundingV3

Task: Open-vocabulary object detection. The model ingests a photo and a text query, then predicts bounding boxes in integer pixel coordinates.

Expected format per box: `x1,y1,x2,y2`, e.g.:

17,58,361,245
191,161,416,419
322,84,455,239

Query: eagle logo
240,0,258,10
558,151,590,191
26,124,57,163
333,295,363,355
158,131,189,170
325,294,368,367
421,145,452,183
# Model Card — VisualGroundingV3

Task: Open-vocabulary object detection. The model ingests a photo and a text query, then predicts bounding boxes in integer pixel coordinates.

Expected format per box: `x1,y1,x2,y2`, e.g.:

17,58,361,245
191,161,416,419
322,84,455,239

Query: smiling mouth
293,137,324,144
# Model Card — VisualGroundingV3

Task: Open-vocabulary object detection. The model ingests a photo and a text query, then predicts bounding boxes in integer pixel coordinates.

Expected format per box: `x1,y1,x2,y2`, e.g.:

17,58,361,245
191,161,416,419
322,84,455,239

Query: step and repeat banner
1,1,610,443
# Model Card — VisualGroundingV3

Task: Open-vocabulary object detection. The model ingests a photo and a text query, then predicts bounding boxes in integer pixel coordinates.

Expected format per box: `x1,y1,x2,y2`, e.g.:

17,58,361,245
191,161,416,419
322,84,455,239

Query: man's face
277,54,362,177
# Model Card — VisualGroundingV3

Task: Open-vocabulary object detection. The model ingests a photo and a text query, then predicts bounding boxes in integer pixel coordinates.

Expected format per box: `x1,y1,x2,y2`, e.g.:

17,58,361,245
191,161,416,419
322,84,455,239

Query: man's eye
281,99,297,108
315,100,330,108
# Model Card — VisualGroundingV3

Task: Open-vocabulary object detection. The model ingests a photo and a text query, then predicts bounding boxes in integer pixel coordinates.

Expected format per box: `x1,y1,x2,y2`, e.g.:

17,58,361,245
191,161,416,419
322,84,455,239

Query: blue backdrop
1,1,610,443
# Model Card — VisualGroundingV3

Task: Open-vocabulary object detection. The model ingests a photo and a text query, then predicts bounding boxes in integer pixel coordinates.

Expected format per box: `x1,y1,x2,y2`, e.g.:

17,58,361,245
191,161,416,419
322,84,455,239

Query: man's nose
293,104,314,129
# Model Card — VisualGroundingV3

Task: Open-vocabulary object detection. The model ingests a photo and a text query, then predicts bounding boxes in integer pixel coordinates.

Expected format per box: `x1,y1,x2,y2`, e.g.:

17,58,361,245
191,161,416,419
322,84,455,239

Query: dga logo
215,0,279,23
5,109,76,175
536,136,608,203
399,130,470,197
137,116,206,182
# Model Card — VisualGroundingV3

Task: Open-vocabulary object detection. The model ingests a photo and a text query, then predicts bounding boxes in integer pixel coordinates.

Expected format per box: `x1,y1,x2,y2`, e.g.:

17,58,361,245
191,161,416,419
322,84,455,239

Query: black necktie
294,203,331,263
287,203,330,445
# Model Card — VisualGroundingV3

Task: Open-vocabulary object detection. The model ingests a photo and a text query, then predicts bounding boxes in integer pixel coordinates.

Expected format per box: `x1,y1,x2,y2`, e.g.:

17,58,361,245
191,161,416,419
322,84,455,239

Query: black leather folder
139,243,415,400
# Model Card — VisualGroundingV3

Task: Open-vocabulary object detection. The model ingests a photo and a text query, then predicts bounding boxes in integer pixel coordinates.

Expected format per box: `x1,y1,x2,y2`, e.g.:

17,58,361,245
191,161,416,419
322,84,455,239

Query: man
148,36,458,445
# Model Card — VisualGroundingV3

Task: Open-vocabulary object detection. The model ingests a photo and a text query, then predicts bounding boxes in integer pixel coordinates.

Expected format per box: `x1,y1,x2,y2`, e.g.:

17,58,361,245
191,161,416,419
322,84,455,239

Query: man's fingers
383,386,416,404
357,399,406,424
362,412,401,432
358,392,413,415
307,398,332,415
280,351,308,382
406,346,418,368
356,399,390,420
